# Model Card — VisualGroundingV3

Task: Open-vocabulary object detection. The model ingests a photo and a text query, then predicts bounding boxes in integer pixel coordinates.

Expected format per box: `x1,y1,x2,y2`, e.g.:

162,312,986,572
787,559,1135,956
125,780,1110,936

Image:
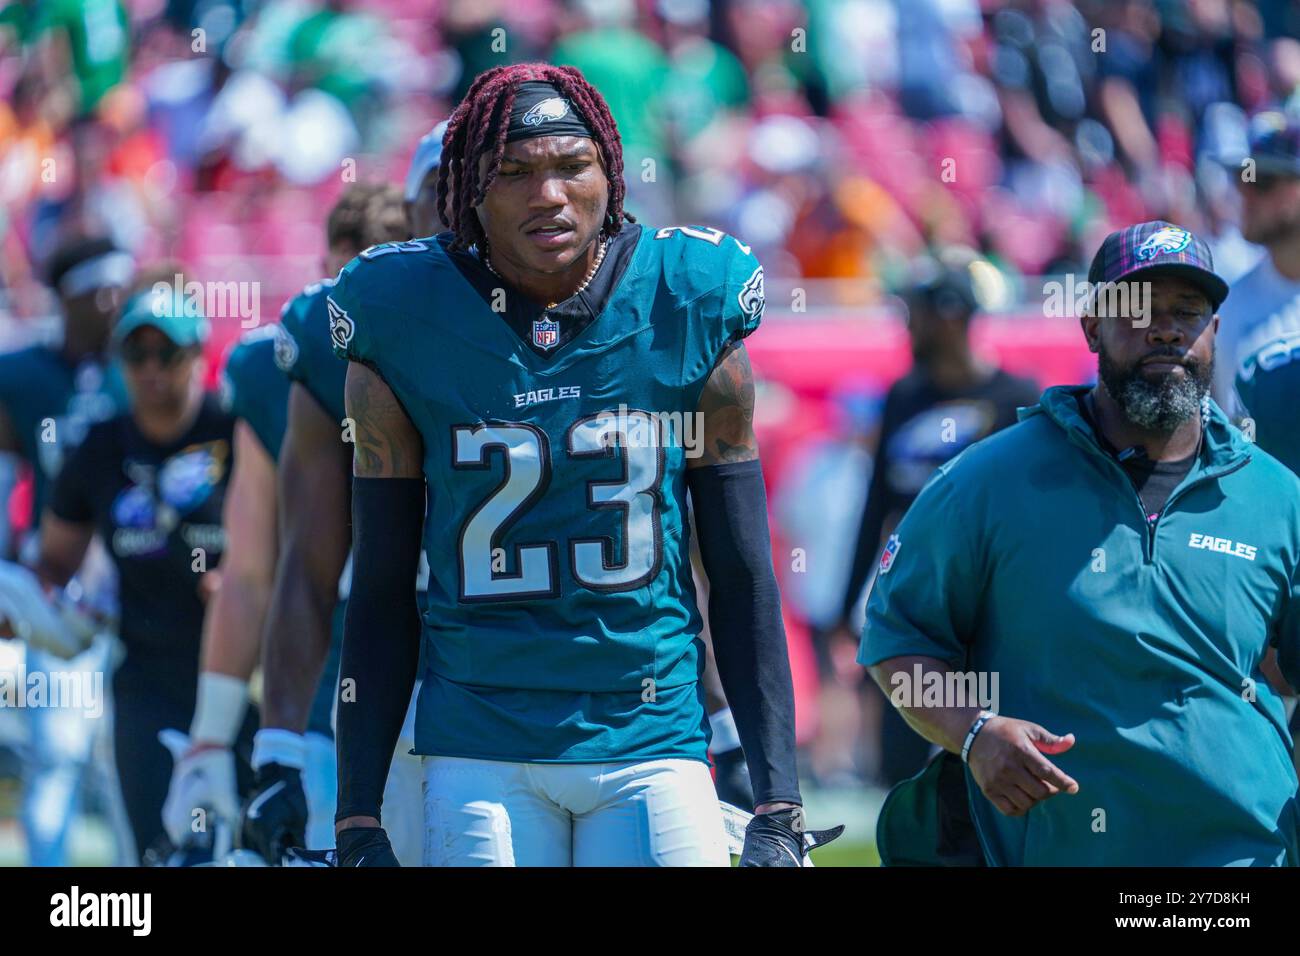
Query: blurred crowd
3,0,1300,336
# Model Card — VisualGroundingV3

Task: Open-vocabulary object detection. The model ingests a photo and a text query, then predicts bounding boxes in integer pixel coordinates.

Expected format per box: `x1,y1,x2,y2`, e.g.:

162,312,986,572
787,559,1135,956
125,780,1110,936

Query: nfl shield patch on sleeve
879,533,901,574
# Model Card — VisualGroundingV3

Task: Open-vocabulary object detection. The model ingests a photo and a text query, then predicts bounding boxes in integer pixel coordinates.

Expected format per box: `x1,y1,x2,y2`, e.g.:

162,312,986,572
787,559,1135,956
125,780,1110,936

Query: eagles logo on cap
1134,226,1191,261
523,98,572,128
1087,220,1229,310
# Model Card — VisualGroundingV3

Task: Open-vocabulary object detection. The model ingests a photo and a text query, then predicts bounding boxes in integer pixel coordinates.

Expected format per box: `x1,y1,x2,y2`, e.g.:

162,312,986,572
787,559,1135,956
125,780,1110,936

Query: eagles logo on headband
523,97,570,127
505,82,595,143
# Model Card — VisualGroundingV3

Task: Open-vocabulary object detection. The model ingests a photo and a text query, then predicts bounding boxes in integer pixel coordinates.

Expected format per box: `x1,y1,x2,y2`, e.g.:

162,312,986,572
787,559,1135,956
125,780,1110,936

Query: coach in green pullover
861,221,1300,866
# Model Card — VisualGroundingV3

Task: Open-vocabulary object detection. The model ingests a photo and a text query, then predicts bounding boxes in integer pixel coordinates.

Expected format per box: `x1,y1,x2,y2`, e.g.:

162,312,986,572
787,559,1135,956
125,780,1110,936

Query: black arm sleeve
687,459,800,807
335,475,424,823
46,429,98,524
839,427,891,625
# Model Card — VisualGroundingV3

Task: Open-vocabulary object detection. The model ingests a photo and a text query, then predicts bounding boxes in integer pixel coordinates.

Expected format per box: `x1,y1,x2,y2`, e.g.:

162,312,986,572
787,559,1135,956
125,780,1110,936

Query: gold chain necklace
482,236,608,309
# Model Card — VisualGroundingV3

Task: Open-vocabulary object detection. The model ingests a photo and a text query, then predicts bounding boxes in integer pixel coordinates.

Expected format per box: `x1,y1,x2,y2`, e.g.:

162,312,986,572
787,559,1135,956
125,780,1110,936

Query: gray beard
1097,346,1213,434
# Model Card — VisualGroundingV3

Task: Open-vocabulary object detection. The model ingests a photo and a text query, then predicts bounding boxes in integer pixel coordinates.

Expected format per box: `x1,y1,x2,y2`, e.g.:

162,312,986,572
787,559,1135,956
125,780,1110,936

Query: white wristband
188,672,250,746
961,711,997,764
708,707,742,754
251,728,306,771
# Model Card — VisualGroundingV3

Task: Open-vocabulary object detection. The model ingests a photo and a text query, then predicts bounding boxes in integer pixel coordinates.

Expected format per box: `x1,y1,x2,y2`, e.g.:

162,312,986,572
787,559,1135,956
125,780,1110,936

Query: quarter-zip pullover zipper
1064,421,1251,564
1096,452,1251,564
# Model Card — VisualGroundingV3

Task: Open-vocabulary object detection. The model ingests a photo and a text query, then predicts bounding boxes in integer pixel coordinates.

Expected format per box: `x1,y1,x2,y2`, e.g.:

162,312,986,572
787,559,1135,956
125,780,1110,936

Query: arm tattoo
344,362,423,478
692,340,759,467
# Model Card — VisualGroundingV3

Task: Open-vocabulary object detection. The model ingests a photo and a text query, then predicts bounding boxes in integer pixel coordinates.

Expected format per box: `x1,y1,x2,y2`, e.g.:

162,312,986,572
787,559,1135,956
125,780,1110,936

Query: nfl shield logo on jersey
879,533,901,574
532,318,560,351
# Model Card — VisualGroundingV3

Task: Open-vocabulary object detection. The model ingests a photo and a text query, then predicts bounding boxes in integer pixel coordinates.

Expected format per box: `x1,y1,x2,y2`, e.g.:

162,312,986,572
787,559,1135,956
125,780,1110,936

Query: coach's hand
336,826,400,867
966,716,1078,817
240,761,308,864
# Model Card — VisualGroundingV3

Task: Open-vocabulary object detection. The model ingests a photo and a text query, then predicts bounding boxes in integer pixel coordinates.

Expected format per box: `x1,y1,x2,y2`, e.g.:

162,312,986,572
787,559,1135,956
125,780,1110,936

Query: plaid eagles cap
113,290,210,348
1087,220,1229,311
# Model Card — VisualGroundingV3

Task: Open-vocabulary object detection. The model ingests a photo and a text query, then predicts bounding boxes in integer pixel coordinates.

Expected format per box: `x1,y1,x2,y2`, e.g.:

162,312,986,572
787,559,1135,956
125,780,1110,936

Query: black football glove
239,762,308,864
336,827,400,867
738,807,845,867
712,748,755,811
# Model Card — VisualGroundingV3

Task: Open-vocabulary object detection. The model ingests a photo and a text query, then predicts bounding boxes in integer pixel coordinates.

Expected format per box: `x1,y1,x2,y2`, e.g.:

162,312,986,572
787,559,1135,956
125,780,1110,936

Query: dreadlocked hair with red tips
436,63,636,253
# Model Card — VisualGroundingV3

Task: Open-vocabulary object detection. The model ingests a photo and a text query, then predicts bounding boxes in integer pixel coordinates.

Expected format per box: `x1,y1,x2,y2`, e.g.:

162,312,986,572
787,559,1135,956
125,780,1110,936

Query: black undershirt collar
435,224,643,359
1079,391,1199,521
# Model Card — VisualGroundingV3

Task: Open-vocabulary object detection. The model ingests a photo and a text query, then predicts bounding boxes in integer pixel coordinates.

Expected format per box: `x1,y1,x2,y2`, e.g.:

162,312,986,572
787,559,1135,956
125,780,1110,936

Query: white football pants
421,755,729,867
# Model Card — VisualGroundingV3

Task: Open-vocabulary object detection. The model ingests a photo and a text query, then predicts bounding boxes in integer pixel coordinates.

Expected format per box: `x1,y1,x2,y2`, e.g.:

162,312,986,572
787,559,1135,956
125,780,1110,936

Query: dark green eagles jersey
276,276,360,737
0,344,127,525
1236,334,1300,477
329,224,765,763
219,325,293,461
219,298,348,739
279,278,348,425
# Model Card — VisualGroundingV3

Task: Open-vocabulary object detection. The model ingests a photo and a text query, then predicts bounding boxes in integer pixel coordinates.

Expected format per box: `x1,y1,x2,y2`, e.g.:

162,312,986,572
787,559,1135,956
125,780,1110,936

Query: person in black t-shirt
831,265,1040,787
36,291,256,863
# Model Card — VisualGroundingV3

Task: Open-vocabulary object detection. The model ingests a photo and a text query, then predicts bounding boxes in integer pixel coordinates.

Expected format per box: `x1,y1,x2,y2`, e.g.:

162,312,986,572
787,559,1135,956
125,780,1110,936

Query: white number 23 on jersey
451,411,664,601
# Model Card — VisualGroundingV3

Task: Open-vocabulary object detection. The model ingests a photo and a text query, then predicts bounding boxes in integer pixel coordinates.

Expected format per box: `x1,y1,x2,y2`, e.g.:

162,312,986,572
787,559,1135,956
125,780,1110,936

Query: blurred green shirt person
551,26,668,164
34,0,129,115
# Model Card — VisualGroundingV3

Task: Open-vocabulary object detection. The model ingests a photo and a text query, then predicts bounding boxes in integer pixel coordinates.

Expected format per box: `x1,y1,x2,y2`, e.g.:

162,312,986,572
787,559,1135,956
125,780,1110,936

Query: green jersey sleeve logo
327,296,355,352
273,325,299,372
738,264,764,324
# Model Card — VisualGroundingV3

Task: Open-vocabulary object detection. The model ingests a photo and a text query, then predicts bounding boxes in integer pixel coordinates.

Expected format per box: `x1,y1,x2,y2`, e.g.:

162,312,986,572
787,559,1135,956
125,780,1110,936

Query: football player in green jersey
1234,334,1300,770
330,64,839,866
0,235,132,865
0,236,132,551
1237,333,1300,478
162,185,414,862
241,181,420,863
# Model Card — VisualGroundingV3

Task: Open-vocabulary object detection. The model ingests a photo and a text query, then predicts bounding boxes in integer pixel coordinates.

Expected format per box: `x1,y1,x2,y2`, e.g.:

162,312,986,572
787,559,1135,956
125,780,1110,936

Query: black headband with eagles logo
504,81,595,143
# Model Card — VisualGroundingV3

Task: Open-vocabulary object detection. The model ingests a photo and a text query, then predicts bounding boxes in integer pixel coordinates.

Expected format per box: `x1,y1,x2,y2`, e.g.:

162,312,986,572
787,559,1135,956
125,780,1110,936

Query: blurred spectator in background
35,289,256,863
441,0,547,104
26,114,153,262
5,0,1299,327
658,0,750,144
403,120,450,237
0,236,131,552
26,0,130,121
1214,112,1300,416
830,259,1039,787
0,234,132,865
552,0,673,225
